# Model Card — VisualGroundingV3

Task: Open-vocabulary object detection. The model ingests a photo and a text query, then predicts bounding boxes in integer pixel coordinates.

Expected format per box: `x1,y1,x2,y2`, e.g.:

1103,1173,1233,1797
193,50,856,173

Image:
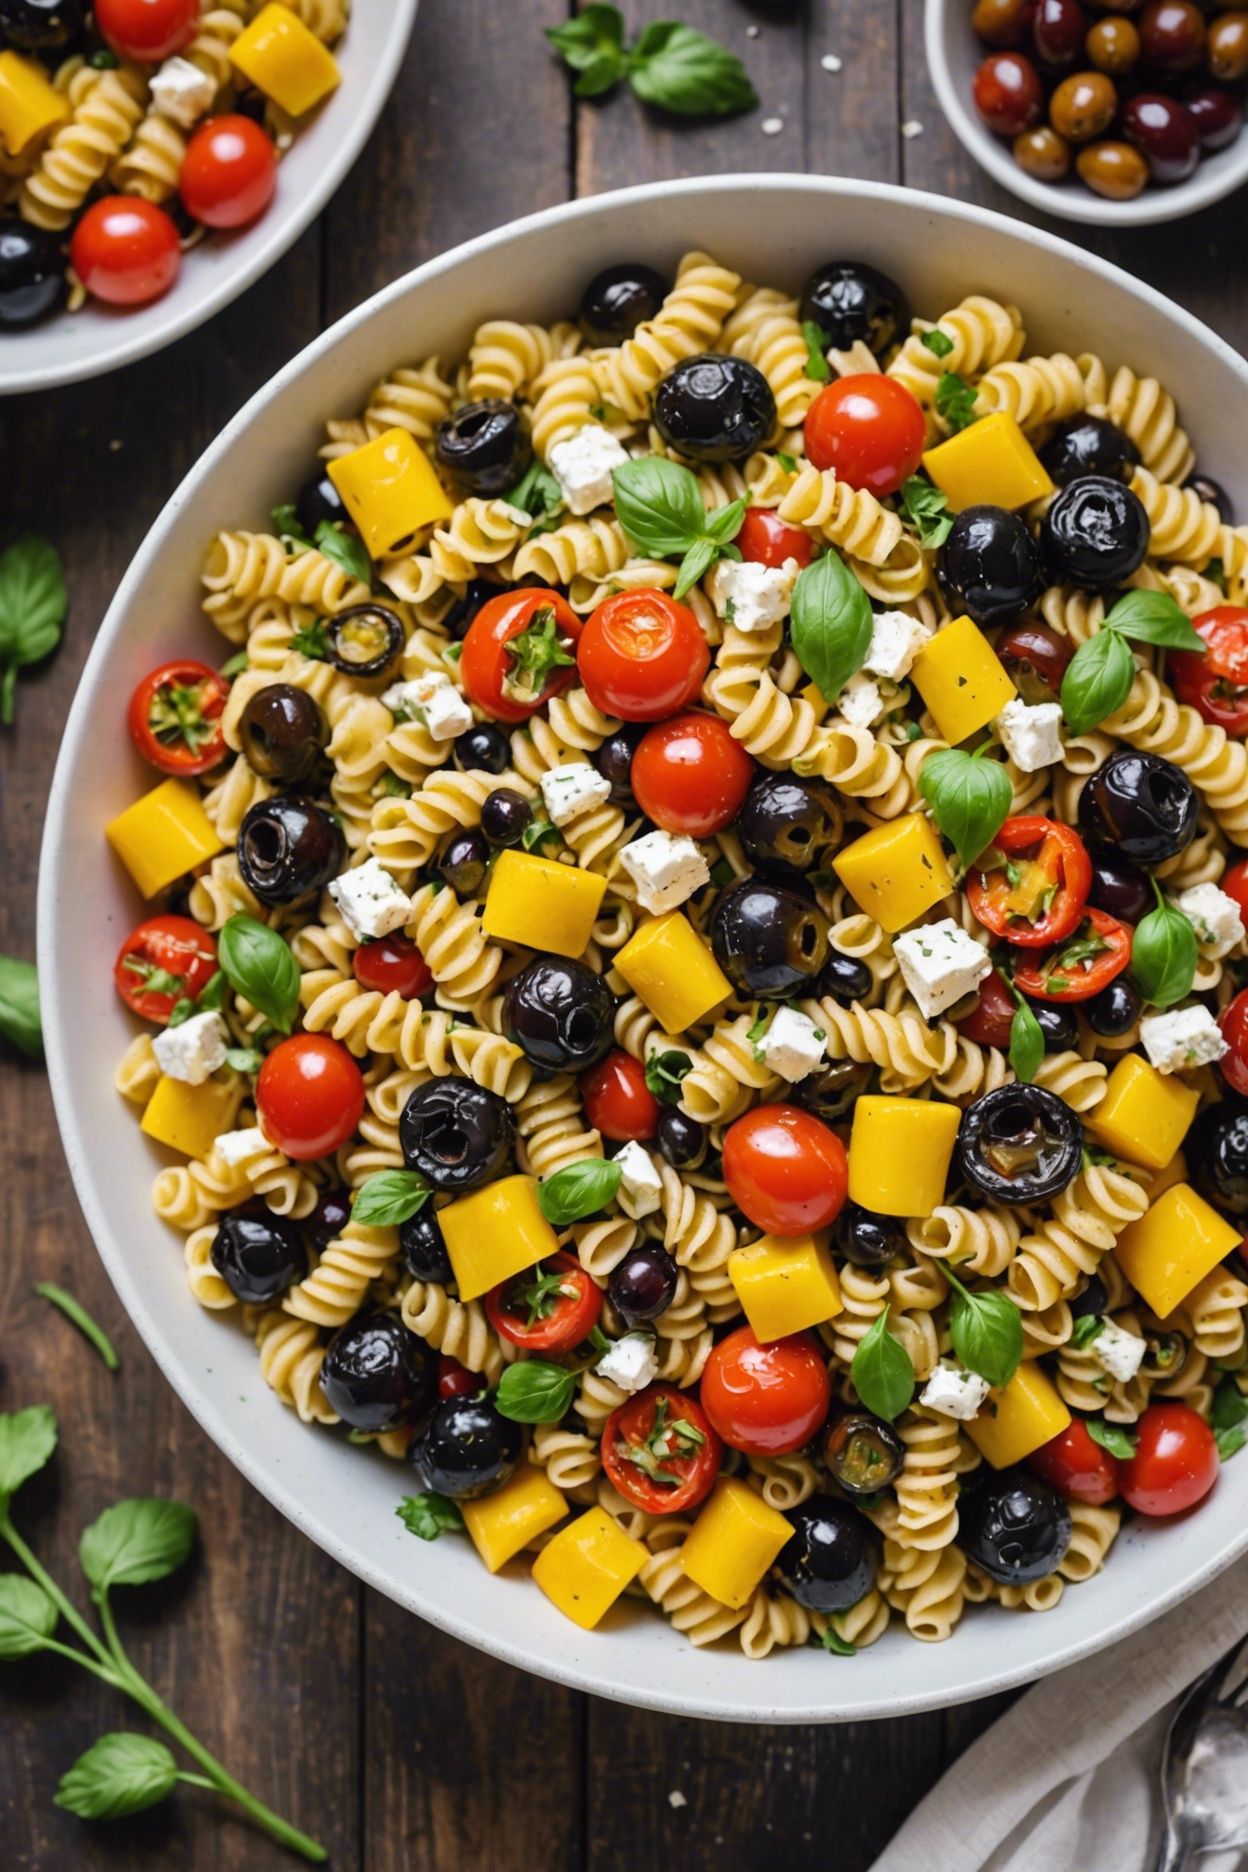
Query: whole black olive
1039,415,1140,487
578,262,668,345
443,576,508,641
819,951,874,1006
958,1085,1083,1206
656,1106,705,1168
1187,472,1234,525
1187,1100,1248,1219
1035,1002,1078,1052
0,220,66,329
835,1201,905,1268
400,1206,454,1285
800,1059,871,1124
736,772,843,875
1040,475,1150,588
435,399,531,498
326,604,403,678
939,506,1044,628
408,1395,522,1500
294,468,346,537
608,1242,679,1326
1078,750,1198,866
237,682,328,783
237,796,345,904
502,956,615,1072
799,261,910,360
308,1186,352,1256
436,826,489,897
652,354,777,464
480,786,532,848
824,1412,905,1496
774,1495,881,1612
593,725,645,805
319,1312,435,1432
711,879,829,999
454,722,511,775
399,1076,514,1192
210,1206,306,1304
0,0,84,49
1069,1271,1109,1320
1087,846,1153,924
1084,975,1142,1038
957,1470,1072,1584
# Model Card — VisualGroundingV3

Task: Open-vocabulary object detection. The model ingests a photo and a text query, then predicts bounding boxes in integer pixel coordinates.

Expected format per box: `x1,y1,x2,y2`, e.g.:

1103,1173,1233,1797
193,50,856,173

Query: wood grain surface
2,2,1245,1867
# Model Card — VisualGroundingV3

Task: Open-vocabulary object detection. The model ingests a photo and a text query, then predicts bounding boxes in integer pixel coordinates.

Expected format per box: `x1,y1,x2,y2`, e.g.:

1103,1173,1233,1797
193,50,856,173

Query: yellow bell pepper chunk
531,1507,647,1629
681,1478,792,1610
0,50,68,157
1148,1149,1188,1202
141,1075,241,1161
229,2,341,115
1114,1182,1242,1321
613,911,732,1035
910,614,1017,746
106,778,225,899
848,1096,961,1218
728,1233,842,1343
966,1363,1070,1469
438,1173,559,1303
1087,1054,1199,1172
327,427,452,559
481,849,607,959
922,412,1055,514
832,813,953,934
461,1466,568,1574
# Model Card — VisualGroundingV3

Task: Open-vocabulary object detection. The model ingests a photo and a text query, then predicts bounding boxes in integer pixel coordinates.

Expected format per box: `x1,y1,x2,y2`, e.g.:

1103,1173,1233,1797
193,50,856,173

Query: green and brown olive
326,604,404,678
824,1412,905,1496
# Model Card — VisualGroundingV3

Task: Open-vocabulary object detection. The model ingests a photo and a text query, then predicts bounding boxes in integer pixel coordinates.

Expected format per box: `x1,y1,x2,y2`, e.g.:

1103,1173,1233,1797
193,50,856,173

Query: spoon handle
1151,1823,1192,1872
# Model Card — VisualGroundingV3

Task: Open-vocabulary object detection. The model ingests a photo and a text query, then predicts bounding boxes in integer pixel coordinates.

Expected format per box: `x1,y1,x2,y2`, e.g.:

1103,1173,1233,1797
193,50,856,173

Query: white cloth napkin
871,1559,1248,1872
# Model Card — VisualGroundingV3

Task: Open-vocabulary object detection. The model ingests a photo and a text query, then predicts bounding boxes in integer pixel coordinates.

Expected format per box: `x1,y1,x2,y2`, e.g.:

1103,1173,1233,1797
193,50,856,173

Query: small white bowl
0,0,417,396
926,0,1248,227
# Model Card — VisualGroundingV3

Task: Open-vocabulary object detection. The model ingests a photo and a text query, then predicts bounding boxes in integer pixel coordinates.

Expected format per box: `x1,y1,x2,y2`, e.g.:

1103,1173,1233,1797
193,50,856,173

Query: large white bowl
39,175,1248,1721
0,0,417,396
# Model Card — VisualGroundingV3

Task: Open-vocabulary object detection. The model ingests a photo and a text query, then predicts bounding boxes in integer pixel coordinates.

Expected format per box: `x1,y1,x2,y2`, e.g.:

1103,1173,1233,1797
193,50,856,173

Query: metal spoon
1155,1637,1248,1871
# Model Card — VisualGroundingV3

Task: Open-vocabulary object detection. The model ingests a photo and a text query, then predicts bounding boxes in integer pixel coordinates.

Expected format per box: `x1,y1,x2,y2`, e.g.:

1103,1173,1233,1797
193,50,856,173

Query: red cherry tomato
114,916,218,1024
736,507,814,570
700,1327,832,1456
437,1355,483,1401
460,588,582,724
601,1383,722,1514
1220,989,1248,1096
630,711,755,837
722,1103,849,1237
577,588,710,722
1119,1402,1220,1516
581,1049,660,1142
1028,1417,1121,1505
70,197,181,308
352,935,433,1000
256,1034,365,1162
1011,907,1132,1003
95,0,198,60
966,816,1093,948
803,374,926,497
127,659,230,777
1170,606,1248,736
180,115,277,230
484,1250,602,1356
955,968,1017,1049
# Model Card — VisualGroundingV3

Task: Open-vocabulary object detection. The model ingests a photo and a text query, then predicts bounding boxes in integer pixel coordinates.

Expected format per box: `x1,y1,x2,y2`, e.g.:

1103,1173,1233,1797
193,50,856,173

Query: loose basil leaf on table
78,1499,197,1594
54,1734,179,1822
0,955,42,1058
0,535,67,725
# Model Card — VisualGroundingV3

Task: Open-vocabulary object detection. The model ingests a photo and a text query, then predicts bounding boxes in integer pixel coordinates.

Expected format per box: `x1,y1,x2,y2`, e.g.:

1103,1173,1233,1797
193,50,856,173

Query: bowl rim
38,171,1248,1720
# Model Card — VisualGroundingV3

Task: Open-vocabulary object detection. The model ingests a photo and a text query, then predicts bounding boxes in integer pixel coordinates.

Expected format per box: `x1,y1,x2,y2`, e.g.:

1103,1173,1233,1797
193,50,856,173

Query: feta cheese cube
328,858,414,942
1178,882,1246,952
614,1140,663,1219
618,829,709,915
706,556,800,633
1139,1004,1228,1075
838,671,883,730
1091,1318,1148,1385
760,1006,826,1082
920,1363,991,1422
214,1127,269,1168
863,608,933,682
548,423,629,516
149,56,217,128
894,917,992,1021
595,1330,658,1394
995,699,1064,774
381,671,473,740
152,1010,229,1087
539,761,612,827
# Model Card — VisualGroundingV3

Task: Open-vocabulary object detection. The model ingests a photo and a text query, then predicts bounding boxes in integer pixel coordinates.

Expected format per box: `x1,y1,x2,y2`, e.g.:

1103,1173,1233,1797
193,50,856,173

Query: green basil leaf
0,536,67,724
918,746,1012,870
1008,998,1044,1085
54,1734,178,1821
775,450,798,474
1102,588,1206,652
546,3,626,76
290,619,330,662
79,1499,196,1593
0,1575,58,1657
921,329,955,359
0,955,41,1059
818,1624,857,1656
495,1360,577,1424
1212,1376,1248,1432
537,1158,624,1225
704,498,746,545
801,321,831,383
223,1046,263,1076
313,520,371,587
899,476,954,551
1086,1417,1137,1461
789,547,873,706
396,1492,464,1541
34,1284,120,1372
1060,627,1136,735
1216,1422,1247,1461
505,458,564,524
0,1404,57,1512
217,916,299,1035
612,456,706,558
271,503,313,548
1070,1314,1105,1350
627,20,757,117
1131,891,1198,1009
935,372,978,432
849,1307,915,1422
644,1048,692,1106
949,1286,1023,1388
673,535,719,601
352,1171,430,1227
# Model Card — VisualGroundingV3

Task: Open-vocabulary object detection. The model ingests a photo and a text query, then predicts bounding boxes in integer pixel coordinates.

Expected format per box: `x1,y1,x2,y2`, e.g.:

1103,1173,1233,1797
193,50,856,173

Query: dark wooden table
2,2,1245,1866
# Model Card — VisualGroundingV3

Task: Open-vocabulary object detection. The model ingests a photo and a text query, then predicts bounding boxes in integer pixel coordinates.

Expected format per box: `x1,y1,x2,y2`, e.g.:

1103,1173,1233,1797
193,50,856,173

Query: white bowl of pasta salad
39,173,1248,1719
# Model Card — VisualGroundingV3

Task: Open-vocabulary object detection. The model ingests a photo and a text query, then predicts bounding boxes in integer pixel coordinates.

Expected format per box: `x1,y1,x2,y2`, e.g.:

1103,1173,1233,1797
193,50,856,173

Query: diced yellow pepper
327,427,452,558
461,1466,568,1573
481,850,607,958
910,614,1017,746
0,50,68,158
1114,1182,1242,1321
831,813,953,934
1149,1150,1188,1202
106,778,225,899
681,1478,792,1610
613,912,732,1034
439,1173,559,1303
848,1096,961,1218
728,1233,842,1343
967,1363,1070,1469
922,412,1055,513
229,2,341,115
531,1507,647,1629
1087,1055,1199,1172
140,1076,241,1160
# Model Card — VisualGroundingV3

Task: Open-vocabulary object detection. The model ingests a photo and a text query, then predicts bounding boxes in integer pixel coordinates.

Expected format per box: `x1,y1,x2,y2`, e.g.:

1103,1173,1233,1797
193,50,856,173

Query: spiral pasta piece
777,465,903,566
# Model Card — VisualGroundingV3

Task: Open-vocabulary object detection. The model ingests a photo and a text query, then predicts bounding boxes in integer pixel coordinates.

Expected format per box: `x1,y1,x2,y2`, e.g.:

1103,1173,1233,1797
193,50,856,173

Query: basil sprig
547,5,757,117
942,1266,1023,1388
217,916,300,1035
55,1733,179,1821
789,547,873,706
504,459,564,530
496,1359,577,1424
537,1158,624,1225
0,955,41,1059
1131,878,1198,1009
353,1171,431,1228
918,744,1011,870
0,535,66,725
1086,1417,1137,1461
849,1307,916,1422
397,1492,464,1541
1061,590,1206,734
935,372,978,432
645,1048,693,1105
611,457,745,598
1212,1377,1248,1461
900,476,953,550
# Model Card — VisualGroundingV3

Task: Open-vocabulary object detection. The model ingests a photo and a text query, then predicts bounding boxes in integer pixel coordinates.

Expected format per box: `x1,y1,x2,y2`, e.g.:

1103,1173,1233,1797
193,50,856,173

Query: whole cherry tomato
128,659,230,777
1223,858,1248,928
700,1327,832,1456
114,916,217,1024
736,507,814,570
437,1355,483,1401
1220,988,1248,1097
1011,907,1132,1002
70,197,181,308
722,1103,849,1236
577,588,710,722
95,0,198,60
1119,1402,1219,1516
460,588,582,723
601,1383,722,1513
256,1034,365,1161
581,1049,660,1142
803,373,926,497
352,935,432,1000
629,711,755,837
966,816,1093,947
1170,606,1248,736
485,1250,602,1356
955,968,1018,1048
180,115,277,230
1028,1417,1121,1505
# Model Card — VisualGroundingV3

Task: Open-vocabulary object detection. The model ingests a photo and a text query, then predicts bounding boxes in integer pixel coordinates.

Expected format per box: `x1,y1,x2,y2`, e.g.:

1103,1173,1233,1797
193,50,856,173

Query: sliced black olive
1078,750,1198,866
408,1395,522,1500
319,1312,435,1432
774,1495,881,1612
435,399,531,498
1069,1272,1109,1320
656,1106,705,1168
480,786,532,848
435,826,489,897
443,576,508,641
210,1206,306,1304
237,682,328,783
400,1206,454,1285
1035,1003,1078,1052
957,1470,1072,1584
1087,846,1153,924
308,1186,352,1256
653,354,776,464
710,878,829,999
800,1060,871,1125
938,506,1044,628
1187,1100,1248,1219
0,220,66,329
502,956,615,1072
236,796,345,904
0,0,84,49
1039,415,1140,487
834,1201,905,1268
1141,1328,1189,1383
294,468,346,538
325,604,403,678
608,1243,679,1326
579,262,668,344
825,1412,905,1496
593,725,645,806
1187,472,1234,525
799,261,910,360
958,1085,1083,1206
454,723,511,775
1040,475,1150,588
819,951,874,1006
399,1076,514,1193
736,772,843,875
1084,976,1142,1038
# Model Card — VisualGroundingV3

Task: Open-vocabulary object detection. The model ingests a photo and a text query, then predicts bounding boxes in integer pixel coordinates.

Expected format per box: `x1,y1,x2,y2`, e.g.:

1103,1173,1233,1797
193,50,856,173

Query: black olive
237,683,328,783
957,1470,1072,1584
294,468,346,538
210,1206,306,1304
799,261,910,360
938,506,1044,628
835,1201,905,1268
0,220,66,329
1141,1328,1188,1383
800,1059,871,1124
579,262,668,344
1078,750,1198,866
1035,1002,1078,1052
711,879,829,999
593,725,645,806
400,1206,454,1285
819,951,874,1006
320,1313,435,1433
308,1186,352,1256
436,827,489,897
736,772,843,876
454,723,511,775
502,956,615,1072
958,1085,1083,1206
480,786,532,848
1187,1100,1248,1219
1087,846,1153,924
608,1242,679,1325
0,0,84,49
435,399,531,498
656,1106,705,1168
824,1412,905,1496
1187,473,1234,525
653,353,776,464
1069,1272,1109,1320
1084,976,1142,1038
408,1395,523,1500
1039,415,1140,487
1040,476,1150,588
236,796,345,904
443,577,507,641
774,1495,881,1613
399,1076,514,1193
326,604,403,678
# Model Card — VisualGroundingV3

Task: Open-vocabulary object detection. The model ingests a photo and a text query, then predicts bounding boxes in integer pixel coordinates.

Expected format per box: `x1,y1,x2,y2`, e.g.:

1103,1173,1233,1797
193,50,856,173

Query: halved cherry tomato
1012,907,1132,1003
128,659,230,776
256,1034,365,1162
70,197,181,307
484,1250,602,1355
955,968,1016,1048
577,588,710,722
114,916,218,1024
966,817,1092,948
630,711,755,837
352,934,432,1000
180,115,277,230
736,507,814,570
460,588,582,724
1119,1402,1219,1516
581,1049,660,1142
601,1383,722,1514
1170,606,1248,736
95,0,198,60
722,1103,848,1237
700,1327,831,1456
1224,859,1248,928
437,1355,483,1401
803,374,925,497
1028,1417,1120,1505
995,621,1074,704
1219,988,1248,1097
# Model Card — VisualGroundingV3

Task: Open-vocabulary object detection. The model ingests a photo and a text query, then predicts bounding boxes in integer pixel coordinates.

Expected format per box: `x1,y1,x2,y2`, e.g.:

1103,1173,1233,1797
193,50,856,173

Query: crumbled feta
539,761,611,827
1178,882,1245,952
894,917,992,1021
838,671,883,730
1091,1318,1148,1385
152,1011,229,1087
328,858,414,942
548,423,629,516
995,699,1064,774
214,1127,269,1168
614,1140,663,1219
760,1006,826,1082
1140,1005,1228,1075
706,556,800,633
596,1330,658,1393
920,1363,991,1421
381,671,473,740
618,829,709,914
863,608,932,681
149,56,216,128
